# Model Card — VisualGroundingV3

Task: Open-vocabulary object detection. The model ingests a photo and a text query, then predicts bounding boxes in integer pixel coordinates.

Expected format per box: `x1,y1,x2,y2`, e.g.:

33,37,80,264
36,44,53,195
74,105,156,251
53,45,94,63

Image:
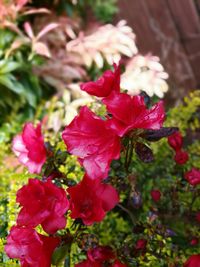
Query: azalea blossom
67,175,119,225
168,131,183,151
174,150,189,165
151,190,161,202
88,246,115,262
16,178,69,234
5,225,60,267
103,92,165,137
80,63,120,97
12,122,46,174
183,254,200,267
113,260,127,267
190,238,199,246
168,131,189,164
185,168,200,186
75,246,126,267
135,239,147,250
62,106,121,180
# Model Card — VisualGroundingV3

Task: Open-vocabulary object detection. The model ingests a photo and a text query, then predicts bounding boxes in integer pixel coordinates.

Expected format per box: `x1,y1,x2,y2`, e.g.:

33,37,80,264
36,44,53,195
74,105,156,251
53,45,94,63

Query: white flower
121,54,169,98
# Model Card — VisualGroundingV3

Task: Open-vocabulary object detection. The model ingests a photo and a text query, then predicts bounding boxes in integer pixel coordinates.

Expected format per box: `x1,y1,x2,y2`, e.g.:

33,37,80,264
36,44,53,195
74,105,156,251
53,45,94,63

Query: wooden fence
116,0,200,99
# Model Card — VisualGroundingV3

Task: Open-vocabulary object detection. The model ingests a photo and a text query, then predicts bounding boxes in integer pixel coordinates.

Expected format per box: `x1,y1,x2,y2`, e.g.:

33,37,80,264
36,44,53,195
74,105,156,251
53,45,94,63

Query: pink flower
67,175,119,225
135,239,147,250
75,246,126,267
103,92,165,137
16,178,69,234
184,168,200,186
174,150,189,165
168,131,183,151
151,190,161,202
17,0,29,9
80,64,120,97
183,254,200,267
12,122,46,174
5,225,60,267
62,106,121,180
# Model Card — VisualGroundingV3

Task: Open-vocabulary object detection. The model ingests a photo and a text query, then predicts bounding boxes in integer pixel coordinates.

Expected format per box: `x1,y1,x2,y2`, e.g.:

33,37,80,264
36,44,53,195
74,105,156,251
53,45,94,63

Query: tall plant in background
0,0,58,129
0,0,169,135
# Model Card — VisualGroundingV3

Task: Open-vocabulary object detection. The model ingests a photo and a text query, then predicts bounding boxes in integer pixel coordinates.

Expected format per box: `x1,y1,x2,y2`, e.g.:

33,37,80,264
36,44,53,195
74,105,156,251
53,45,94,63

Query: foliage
34,0,118,23
0,27,53,126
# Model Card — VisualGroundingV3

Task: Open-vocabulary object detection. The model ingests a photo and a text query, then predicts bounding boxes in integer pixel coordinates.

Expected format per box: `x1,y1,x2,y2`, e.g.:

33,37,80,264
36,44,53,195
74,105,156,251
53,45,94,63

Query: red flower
67,175,119,225
113,260,127,267
168,131,183,151
168,132,189,165
184,168,200,186
103,92,165,137
80,64,120,97
174,150,189,165
135,239,147,250
87,246,115,262
190,238,198,246
62,106,121,180
16,178,69,234
5,225,60,267
183,254,200,267
12,122,46,174
75,246,126,267
151,190,161,202
75,260,101,267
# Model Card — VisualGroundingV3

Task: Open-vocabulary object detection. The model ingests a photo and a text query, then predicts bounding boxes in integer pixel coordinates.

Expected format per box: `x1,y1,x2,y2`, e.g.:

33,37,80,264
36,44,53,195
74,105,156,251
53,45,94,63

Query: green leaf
0,74,25,94
0,60,20,74
52,244,69,266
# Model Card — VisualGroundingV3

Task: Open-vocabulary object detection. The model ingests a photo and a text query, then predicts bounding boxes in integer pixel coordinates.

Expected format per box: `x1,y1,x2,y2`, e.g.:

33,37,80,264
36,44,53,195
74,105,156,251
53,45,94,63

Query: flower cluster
168,131,200,186
168,131,189,165
5,64,199,266
63,63,165,178
75,246,126,267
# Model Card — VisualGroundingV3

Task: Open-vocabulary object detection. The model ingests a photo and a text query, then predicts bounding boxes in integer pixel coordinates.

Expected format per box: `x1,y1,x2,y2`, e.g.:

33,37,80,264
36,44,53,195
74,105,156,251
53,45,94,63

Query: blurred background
0,0,200,130
1,0,200,132
117,0,200,98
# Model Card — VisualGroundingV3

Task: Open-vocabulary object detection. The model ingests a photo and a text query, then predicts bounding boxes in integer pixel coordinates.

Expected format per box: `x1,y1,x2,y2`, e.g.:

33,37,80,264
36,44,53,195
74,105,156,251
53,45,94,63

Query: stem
117,203,135,225
64,257,70,267
127,138,134,169
189,192,197,212
64,245,71,267
124,139,134,173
